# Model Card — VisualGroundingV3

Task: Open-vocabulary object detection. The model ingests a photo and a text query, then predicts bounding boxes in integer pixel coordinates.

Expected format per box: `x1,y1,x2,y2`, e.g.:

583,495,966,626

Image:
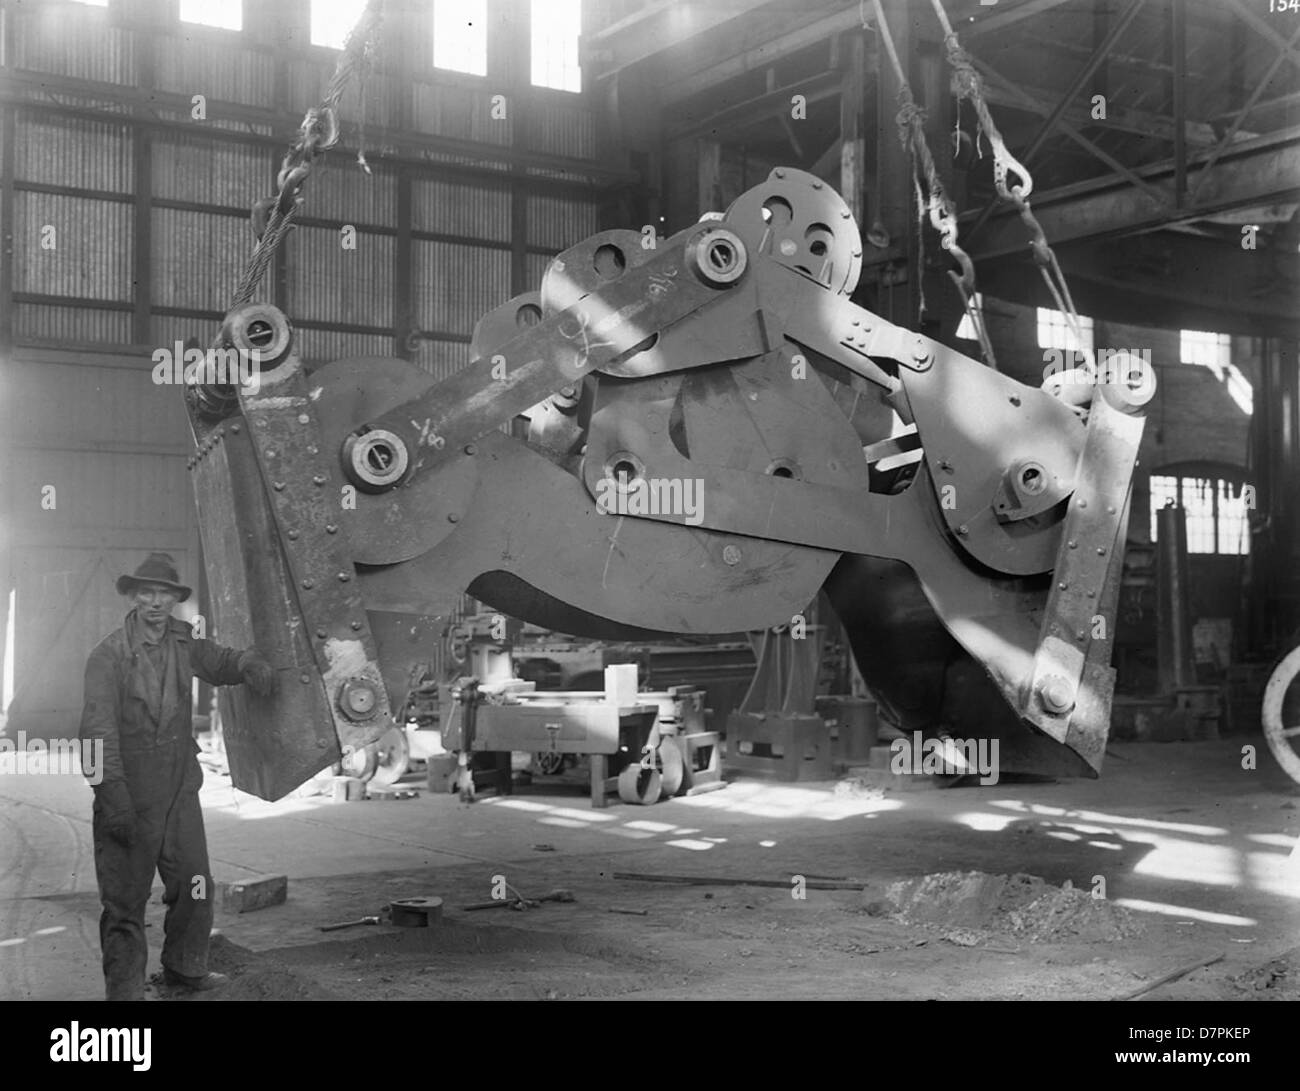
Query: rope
928,0,1086,356
224,0,386,313
870,0,997,369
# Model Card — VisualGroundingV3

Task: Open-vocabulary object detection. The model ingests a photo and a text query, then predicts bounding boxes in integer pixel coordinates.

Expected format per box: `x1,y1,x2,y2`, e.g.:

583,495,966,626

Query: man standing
79,552,275,1001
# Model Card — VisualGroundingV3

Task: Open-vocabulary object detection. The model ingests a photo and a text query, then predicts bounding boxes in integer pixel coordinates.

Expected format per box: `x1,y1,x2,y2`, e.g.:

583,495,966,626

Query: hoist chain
869,0,997,370
929,0,1086,360
224,0,386,315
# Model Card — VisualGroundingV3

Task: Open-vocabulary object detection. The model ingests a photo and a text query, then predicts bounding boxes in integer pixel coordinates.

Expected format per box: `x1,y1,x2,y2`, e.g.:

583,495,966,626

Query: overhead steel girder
967,129,1300,259
977,231,1300,339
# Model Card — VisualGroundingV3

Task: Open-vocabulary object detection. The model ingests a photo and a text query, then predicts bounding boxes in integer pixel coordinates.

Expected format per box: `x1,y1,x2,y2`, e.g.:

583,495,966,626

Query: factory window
531,0,583,92
311,0,367,49
1036,307,1094,356
1149,474,1251,556
179,0,241,31
1180,329,1253,415
433,0,488,76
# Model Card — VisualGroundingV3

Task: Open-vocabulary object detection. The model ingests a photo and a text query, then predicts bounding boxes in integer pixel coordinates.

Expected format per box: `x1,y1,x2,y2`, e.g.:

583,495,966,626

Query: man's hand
241,655,276,698
104,812,137,848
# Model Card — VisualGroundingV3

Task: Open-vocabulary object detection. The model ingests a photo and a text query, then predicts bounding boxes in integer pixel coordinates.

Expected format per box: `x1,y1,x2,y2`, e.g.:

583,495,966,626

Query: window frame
1148,465,1251,556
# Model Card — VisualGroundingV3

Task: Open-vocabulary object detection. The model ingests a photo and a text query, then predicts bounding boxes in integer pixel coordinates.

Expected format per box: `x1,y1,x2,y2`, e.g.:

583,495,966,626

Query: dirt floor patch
877,871,1145,944
1228,946,1298,1000
147,934,344,1001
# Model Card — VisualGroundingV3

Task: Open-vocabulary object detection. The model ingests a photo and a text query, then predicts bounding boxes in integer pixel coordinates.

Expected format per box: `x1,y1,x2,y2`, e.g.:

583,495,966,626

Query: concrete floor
2,739,1298,1001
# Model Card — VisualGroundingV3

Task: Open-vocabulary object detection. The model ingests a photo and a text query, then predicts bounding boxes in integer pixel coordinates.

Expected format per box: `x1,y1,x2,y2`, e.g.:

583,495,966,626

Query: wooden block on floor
329,776,366,802
219,874,288,914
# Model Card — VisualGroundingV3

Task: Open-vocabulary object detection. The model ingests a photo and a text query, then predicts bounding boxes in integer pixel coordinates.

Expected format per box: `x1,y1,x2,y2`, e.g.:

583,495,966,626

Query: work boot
162,969,229,992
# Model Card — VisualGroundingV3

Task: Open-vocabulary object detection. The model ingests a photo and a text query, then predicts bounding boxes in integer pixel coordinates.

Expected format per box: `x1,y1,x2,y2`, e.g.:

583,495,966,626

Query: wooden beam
966,0,1148,242
586,0,774,82
667,70,841,140
962,0,1079,38
1225,0,1300,78
967,129,1300,259
977,79,1235,147
1188,20,1300,204
979,231,1300,338
971,58,1168,203
662,6,871,105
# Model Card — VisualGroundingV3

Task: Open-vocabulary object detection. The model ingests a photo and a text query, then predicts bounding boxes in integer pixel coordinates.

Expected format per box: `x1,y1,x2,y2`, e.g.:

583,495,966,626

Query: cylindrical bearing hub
343,428,410,491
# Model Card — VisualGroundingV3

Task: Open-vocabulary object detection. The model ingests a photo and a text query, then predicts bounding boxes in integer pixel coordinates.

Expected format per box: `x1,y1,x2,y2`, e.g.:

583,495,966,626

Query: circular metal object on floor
617,764,662,805
368,726,411,788
1262,644,1300,785
657,741,684,797
389,896,444,927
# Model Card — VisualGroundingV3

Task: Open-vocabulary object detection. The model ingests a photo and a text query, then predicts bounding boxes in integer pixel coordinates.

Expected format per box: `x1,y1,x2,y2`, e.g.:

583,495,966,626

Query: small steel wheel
657,741,684,797
369,727,411,787
617,764,662,805
1262,644,1300,785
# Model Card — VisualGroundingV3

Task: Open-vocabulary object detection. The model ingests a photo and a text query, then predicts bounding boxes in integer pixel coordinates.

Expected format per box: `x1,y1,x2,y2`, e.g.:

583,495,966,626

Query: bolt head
1038,675,1075,714
722,544,742,566
340,678,378,719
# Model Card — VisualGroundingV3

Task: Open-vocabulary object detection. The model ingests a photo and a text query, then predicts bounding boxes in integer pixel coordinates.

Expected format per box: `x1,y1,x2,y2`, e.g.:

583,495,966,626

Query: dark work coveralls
79,609,254,1001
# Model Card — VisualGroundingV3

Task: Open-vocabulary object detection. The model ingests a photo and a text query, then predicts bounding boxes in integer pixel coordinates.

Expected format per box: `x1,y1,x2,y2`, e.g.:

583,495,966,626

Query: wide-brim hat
116,551,192,603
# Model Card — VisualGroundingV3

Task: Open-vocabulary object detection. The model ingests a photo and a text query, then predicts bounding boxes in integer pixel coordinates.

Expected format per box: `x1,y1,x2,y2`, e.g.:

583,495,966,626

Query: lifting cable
869,0,997,370
926,0,1088,363
221,0,386,317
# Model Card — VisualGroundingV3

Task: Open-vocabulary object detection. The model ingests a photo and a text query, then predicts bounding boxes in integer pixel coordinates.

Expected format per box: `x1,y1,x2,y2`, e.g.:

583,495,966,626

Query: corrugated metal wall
286,225,395,327
13,192,133,300
1,1,610,729
3,355,197,737
414,240,511,338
